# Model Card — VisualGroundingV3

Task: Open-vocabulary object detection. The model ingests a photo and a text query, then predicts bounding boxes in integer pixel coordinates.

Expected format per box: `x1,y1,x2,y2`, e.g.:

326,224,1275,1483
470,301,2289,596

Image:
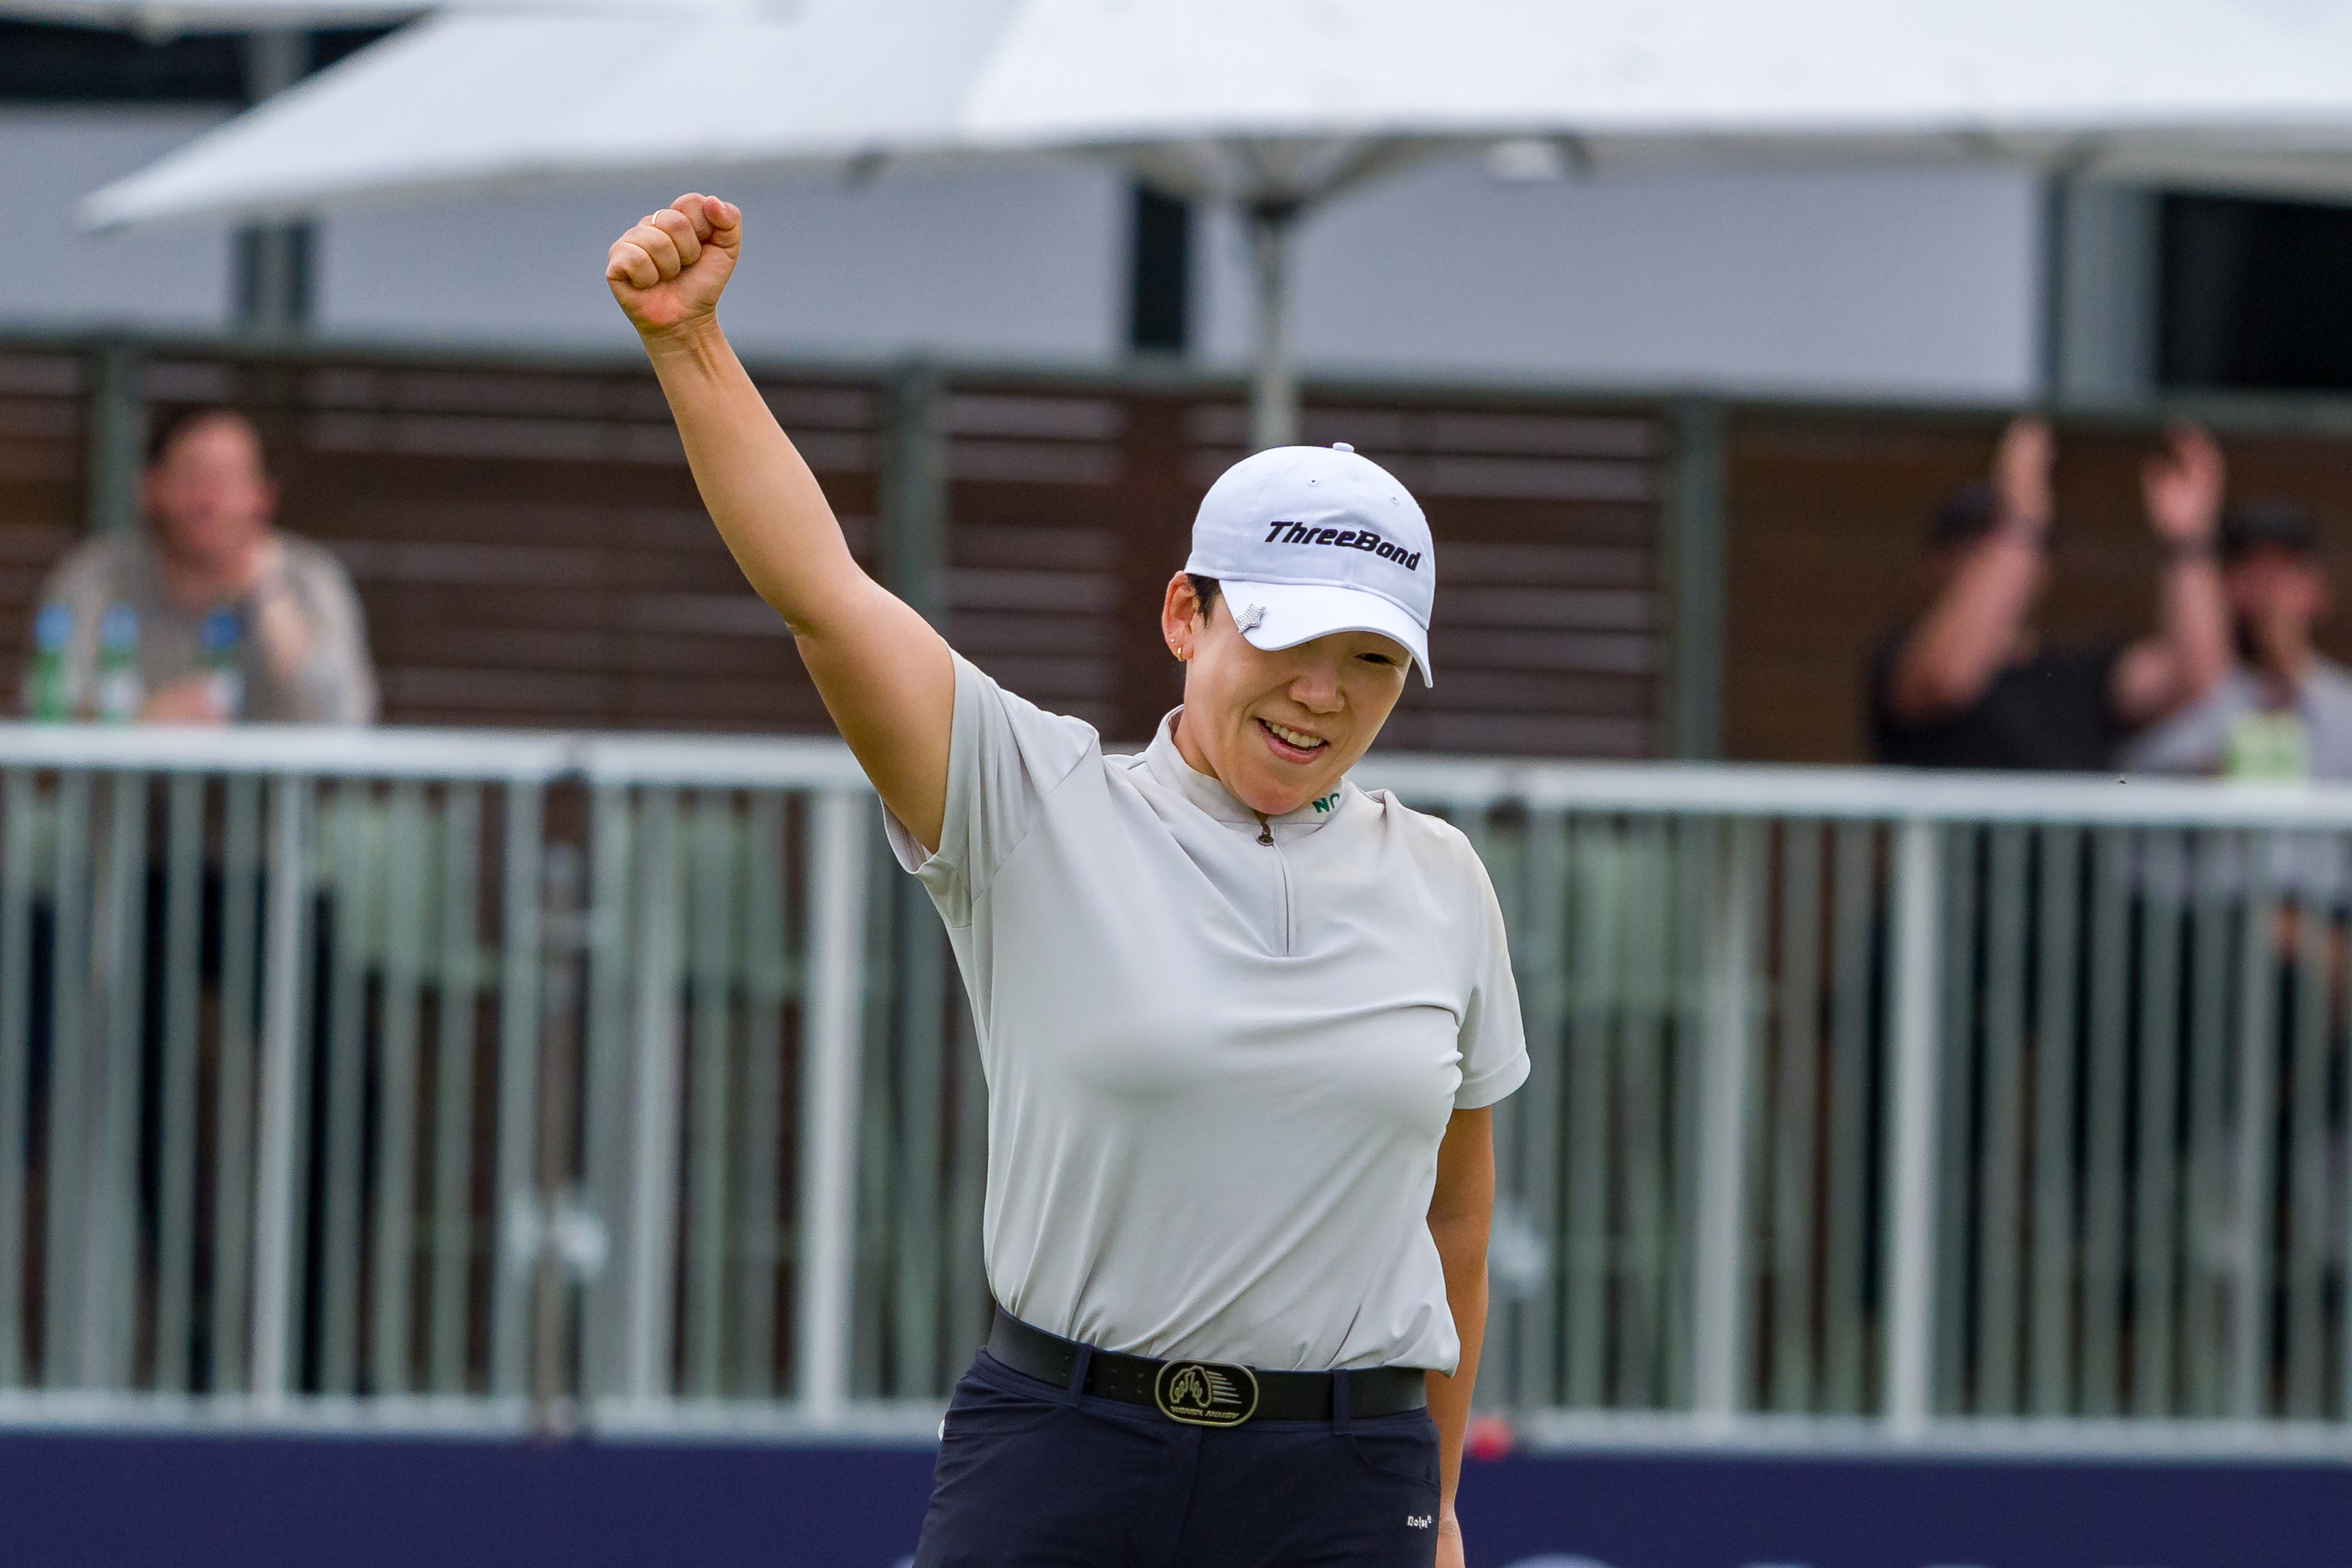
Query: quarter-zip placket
1254,812,1295,956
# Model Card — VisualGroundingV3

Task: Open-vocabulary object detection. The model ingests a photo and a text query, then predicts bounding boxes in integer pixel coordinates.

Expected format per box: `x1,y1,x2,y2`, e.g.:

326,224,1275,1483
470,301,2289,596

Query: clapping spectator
1871,417,2230,769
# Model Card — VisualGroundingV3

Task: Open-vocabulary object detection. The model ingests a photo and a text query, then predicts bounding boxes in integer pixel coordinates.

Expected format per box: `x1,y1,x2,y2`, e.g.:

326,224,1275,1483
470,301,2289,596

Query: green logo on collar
1312,791,1341,814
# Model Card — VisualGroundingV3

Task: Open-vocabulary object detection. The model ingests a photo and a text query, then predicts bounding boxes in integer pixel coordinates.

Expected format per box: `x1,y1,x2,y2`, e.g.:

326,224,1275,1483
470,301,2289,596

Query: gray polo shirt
886,654,1528,1374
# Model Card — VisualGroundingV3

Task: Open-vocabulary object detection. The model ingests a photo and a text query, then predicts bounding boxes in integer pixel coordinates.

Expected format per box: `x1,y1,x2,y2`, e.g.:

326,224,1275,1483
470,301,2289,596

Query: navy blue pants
914,1349,1443,1568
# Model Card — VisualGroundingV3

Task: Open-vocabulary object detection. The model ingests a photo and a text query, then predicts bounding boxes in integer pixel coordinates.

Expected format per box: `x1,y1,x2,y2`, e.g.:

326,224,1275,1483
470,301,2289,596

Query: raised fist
607,193,741,337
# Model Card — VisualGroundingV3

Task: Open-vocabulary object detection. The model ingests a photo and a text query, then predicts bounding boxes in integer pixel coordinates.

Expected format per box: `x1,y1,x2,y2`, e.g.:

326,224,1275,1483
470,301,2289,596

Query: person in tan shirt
31,406,377,725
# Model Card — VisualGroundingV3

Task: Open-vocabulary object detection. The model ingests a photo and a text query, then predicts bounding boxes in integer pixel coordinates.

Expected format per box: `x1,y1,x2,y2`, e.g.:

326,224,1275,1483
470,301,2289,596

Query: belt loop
1063,1342,1094,1407
1331,1368,1353,1434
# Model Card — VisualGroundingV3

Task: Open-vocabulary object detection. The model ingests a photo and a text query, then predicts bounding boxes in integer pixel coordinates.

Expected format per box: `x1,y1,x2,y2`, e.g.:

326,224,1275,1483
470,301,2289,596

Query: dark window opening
0,20,395,104
1126,184,1191,357
2159,191,2352,392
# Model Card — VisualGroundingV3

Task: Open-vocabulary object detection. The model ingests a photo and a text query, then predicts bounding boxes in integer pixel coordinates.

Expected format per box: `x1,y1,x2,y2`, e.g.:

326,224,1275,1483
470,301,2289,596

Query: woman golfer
610,194,1527,1568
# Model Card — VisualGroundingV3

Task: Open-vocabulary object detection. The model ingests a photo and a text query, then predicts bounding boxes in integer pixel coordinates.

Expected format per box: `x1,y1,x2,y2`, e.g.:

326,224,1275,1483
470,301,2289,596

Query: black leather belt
986,1308,1427,1426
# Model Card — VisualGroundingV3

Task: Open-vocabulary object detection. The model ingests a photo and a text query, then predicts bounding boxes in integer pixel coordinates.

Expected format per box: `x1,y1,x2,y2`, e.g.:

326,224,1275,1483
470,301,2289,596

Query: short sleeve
882,652,1098,928
1454,857,1530,1110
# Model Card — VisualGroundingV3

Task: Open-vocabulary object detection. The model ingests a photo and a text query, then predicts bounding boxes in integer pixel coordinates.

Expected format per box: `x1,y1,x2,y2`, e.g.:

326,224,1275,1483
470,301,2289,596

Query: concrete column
1664,398,1727,761
2043,177,2159,406
82,342,145,536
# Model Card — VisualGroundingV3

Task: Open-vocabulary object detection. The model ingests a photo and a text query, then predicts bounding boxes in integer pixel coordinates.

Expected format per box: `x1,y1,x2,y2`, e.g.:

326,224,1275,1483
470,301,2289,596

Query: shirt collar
1144,709,1353,832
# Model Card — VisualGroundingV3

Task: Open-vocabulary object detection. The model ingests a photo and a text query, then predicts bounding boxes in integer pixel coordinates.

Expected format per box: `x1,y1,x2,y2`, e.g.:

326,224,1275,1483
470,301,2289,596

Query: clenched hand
607,193,741,338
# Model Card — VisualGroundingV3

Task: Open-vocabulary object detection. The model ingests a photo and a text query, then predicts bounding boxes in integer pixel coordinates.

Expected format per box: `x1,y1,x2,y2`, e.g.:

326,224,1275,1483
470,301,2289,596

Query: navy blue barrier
3,1432,2350,1567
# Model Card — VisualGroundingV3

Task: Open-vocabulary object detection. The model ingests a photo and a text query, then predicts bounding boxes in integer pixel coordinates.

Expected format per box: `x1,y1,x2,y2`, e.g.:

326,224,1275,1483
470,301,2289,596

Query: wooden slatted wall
0,344,1671,756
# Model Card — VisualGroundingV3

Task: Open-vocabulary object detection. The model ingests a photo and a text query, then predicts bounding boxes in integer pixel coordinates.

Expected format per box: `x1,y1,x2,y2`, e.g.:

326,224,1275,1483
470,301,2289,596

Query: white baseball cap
1183,443,1435,686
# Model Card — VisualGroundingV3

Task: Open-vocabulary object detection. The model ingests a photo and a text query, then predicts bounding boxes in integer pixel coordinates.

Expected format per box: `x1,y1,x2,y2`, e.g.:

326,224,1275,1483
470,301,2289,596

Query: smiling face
1160,573,1411,817
144,412,276,574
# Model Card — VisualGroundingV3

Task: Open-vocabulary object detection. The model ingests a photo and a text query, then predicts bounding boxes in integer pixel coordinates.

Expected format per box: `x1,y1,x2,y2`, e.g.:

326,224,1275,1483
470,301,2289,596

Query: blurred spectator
1870,417,2229,769
26,407,377,724
2121,503,2352,780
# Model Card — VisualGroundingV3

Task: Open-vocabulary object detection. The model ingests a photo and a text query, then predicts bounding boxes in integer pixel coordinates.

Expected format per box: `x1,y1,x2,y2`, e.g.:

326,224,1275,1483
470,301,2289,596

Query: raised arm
1886,416,2053,722
608,194,953,850
2111,423,2229,729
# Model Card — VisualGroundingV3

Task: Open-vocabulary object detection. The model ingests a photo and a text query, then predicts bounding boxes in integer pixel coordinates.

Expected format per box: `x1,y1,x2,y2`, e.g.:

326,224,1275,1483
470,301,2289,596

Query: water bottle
200,604,244,721
24,600,72,721
94,603,142,723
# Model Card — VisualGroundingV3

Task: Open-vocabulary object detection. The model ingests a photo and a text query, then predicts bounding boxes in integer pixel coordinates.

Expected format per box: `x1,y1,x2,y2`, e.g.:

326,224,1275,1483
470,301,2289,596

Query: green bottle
94,603,142,724
24,600,72,721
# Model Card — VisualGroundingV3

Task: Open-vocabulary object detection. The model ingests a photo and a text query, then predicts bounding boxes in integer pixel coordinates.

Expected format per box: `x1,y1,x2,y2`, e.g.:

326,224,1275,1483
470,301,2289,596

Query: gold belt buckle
1153,1360,1260,1427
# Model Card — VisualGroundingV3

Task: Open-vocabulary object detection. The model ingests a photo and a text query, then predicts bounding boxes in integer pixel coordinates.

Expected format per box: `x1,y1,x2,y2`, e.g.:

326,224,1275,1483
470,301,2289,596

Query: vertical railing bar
0,772,33,1389
621,787,681,1403
734,793,787,1399
249,774,311,1408
1884,817,1943,1438
1663,816,1710,1410
1514,807,1571,1411
41,771,89,1389
1615,817,1669,1407
1692,817,1760,1425
682,790,734,1397
946,993,989,1380
489,781,545,1400
1456,810,1521,1409
2284,875,2329,1417
2079,827,2133,1417
155,773,206,1393
577,783,632,1404
847,828,895,1402
797,789,871,1423
86,769,148,1389
2183,829,2235,1418
2130,830,2185,1418
1769,819,1822,1414
2229,831,2277,1420
528,822,586,1418
1976,824,2030,1416
1562,815,1616,1410
370,780,427,1397
427,784,480,1394
211,774,262,1394
892,879,949,1401
1821,821,1874,1414
1931,822,1979,1418
2028,825,2083,1416
318,782,375,1395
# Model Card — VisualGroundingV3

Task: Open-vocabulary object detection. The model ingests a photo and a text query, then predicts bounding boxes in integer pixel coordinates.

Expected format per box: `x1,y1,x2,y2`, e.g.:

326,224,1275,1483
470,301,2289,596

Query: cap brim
1218,579,1433,687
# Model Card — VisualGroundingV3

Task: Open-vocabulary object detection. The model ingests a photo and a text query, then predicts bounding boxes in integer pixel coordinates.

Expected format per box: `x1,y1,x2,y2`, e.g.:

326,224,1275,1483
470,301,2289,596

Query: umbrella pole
1247,200,1300,451
236,29,315,340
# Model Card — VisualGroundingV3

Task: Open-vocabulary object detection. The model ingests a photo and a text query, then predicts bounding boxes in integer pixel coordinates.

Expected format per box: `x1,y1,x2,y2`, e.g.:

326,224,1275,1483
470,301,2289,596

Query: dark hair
145,404,265,469
1185,573,1220,614
2220,501,2320,564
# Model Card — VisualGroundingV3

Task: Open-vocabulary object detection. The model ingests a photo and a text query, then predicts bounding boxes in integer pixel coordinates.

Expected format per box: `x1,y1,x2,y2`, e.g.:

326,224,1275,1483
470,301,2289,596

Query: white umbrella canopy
0,0,748,34
79,0,2352,442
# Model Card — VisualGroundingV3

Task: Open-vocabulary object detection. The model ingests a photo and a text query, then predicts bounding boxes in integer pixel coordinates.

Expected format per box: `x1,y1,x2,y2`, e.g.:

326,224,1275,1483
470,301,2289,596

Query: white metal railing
3,729,2352,1453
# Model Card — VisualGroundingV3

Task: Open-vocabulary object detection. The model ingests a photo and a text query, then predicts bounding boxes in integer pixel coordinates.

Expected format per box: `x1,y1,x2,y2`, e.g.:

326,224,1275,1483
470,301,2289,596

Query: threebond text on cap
1183,442,1436,686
